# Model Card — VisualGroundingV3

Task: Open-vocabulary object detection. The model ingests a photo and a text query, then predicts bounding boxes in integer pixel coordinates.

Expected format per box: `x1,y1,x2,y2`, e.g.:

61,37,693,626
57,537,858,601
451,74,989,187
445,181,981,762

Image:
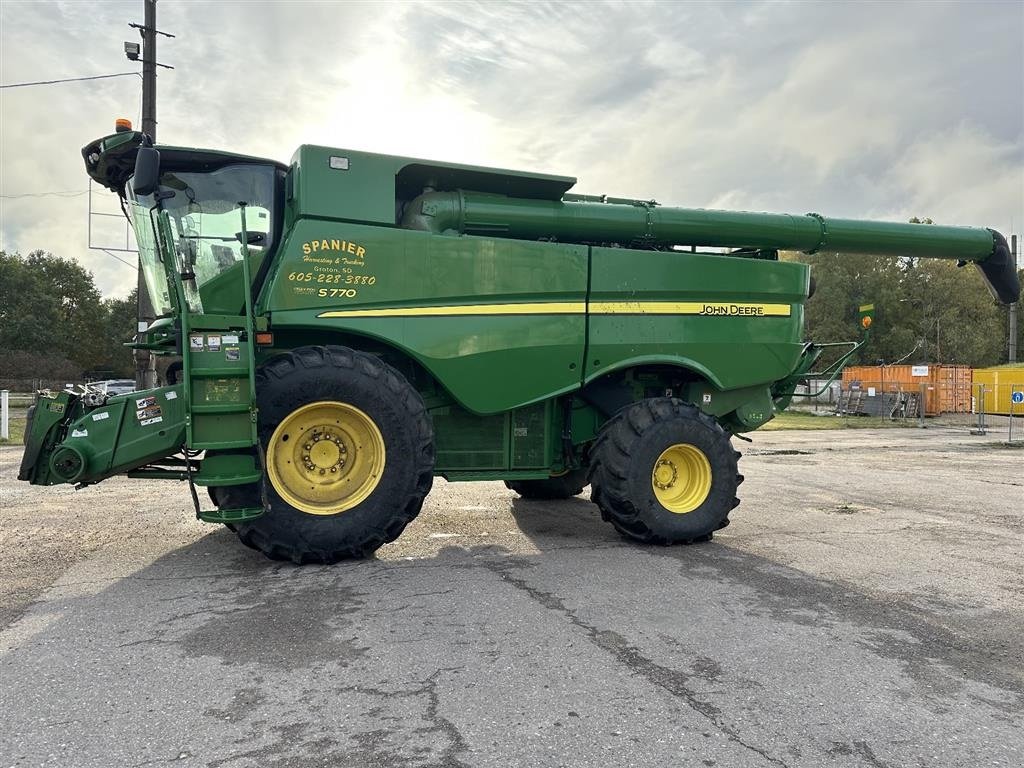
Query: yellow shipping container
972,366,1024,416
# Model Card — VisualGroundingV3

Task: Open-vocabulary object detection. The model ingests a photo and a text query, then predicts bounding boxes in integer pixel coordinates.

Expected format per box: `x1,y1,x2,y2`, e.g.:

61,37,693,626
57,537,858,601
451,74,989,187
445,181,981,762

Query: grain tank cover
395,163,576,202
291,144,576,226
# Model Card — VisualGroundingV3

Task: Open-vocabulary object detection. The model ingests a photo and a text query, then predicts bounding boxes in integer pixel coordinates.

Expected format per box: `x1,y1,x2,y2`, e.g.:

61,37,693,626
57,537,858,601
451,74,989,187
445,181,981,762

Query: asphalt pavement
1,427,1021,767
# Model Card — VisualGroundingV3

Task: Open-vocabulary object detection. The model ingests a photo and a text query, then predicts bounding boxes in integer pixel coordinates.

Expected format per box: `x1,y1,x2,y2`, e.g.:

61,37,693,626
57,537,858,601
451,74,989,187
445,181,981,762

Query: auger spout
401,190,1019,303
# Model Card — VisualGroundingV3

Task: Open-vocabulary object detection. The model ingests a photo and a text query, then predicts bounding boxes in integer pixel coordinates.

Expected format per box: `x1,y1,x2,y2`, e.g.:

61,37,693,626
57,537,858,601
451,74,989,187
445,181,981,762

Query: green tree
99,288,139,377
789,250,1014,367
0,250,125,378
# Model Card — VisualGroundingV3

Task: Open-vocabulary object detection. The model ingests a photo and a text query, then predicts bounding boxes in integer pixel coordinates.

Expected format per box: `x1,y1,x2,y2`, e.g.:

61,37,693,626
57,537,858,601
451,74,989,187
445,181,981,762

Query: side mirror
132,147,161,196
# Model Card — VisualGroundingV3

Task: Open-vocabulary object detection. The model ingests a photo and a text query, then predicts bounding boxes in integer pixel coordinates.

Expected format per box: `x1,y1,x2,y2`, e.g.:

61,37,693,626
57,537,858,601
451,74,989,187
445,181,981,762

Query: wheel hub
651,443,712,514
267,401,385,515
653,459,678,490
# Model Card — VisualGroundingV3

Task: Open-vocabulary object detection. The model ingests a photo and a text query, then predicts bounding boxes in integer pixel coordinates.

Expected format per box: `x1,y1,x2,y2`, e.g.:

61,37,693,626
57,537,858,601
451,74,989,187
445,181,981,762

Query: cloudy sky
1,0,1022,298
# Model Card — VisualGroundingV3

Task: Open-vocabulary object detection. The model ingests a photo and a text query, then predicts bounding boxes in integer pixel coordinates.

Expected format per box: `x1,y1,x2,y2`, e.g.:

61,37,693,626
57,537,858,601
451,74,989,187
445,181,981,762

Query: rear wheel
224,345,434,564
505,469,589,500
589,398,741,544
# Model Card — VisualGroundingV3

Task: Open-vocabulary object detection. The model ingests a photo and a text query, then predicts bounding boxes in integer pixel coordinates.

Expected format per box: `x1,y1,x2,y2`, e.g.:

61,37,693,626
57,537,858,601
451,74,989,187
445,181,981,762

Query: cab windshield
127,162,278,315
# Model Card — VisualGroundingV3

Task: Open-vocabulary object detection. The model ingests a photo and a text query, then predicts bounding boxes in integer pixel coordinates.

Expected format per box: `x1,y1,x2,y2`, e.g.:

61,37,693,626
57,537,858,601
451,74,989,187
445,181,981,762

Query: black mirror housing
132,147,161,196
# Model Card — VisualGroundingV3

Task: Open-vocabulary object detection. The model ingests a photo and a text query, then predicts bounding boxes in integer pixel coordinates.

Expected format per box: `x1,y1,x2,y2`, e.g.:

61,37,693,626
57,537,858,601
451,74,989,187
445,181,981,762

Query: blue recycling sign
1012,391,1024,404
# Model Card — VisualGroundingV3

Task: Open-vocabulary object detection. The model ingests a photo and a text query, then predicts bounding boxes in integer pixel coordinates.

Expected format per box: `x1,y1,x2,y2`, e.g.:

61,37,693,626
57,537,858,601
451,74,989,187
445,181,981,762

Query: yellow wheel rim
267,401,385,515
651,443,712,514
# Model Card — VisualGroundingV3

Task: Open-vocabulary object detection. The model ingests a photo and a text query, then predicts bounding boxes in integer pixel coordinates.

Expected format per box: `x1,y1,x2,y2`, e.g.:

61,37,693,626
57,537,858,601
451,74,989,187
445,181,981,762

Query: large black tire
227,345,434,564
505,469,589,500
588,398,742,545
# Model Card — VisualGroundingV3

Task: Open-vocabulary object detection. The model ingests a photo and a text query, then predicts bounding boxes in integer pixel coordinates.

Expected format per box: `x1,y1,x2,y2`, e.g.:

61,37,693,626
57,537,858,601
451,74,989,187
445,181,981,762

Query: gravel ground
0,426,1021,767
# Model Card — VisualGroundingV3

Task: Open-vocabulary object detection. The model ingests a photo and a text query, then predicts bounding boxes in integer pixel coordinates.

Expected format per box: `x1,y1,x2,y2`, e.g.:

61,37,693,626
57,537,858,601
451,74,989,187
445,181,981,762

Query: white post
1,390,8,440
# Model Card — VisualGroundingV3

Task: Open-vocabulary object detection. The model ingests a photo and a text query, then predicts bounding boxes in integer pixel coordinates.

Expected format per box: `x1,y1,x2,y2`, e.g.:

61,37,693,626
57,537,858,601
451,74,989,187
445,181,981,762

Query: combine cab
19,123,1020,563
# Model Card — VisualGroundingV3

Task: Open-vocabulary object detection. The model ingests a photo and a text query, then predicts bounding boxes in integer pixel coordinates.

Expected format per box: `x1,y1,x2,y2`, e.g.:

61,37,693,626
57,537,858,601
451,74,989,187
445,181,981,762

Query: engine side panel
262,222,588,414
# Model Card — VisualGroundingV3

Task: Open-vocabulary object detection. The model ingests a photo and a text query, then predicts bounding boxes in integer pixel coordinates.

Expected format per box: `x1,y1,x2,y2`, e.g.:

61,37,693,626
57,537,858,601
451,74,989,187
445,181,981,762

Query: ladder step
193,450,261,487
190,367,250,377
191,403,251,414
193,471,261,487
190,438,258,450
197,506,265,524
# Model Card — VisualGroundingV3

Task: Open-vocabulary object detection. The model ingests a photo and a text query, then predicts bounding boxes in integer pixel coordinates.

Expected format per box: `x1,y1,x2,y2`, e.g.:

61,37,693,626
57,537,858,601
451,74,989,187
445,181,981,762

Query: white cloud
1,0,1021,298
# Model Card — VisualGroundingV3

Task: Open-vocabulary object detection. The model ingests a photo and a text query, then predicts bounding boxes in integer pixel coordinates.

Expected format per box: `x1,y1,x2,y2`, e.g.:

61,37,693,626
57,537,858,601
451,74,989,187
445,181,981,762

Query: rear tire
505,470,588,500
229,345,434,564
589,398,741,544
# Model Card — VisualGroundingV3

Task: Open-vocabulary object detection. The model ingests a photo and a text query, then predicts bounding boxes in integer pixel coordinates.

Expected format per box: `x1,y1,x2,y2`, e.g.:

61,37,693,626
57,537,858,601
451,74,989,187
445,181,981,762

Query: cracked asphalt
1,427,1022,767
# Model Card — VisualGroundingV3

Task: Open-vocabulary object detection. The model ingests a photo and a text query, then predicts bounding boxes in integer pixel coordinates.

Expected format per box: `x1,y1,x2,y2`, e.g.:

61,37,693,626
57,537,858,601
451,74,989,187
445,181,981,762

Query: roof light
115,118,132,133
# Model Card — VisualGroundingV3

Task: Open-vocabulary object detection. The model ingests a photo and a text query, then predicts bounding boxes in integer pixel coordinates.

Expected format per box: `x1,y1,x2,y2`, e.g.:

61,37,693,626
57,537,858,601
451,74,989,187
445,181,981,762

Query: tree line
0,250,137,383
789,251,1022,368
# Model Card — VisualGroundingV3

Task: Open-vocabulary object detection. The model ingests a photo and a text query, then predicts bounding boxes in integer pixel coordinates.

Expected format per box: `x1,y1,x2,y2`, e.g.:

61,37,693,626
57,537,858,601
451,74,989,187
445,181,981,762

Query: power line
0,72,142,89
1,190,89,199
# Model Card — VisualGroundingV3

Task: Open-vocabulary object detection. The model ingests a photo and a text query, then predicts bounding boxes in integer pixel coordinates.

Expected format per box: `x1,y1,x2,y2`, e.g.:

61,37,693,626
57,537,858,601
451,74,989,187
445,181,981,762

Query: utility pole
141,0,157,139
1010,234,1018,363
133,0,159,390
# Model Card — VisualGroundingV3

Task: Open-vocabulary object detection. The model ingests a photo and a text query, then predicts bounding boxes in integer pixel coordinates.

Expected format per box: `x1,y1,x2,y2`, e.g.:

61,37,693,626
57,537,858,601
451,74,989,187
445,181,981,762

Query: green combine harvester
18,122,1020,563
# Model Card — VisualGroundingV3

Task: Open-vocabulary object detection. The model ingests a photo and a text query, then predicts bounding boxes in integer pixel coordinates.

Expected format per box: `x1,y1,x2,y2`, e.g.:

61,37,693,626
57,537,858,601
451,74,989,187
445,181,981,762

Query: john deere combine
18,124,1020,563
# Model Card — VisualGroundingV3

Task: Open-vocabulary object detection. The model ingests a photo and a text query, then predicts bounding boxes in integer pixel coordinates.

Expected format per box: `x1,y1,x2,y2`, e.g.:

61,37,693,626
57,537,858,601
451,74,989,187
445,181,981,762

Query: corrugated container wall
972,366,1024,416
840,365,973,416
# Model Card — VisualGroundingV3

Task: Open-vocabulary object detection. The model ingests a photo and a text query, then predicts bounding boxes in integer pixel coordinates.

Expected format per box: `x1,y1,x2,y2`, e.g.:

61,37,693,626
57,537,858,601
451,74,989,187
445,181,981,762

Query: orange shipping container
841,364,972,416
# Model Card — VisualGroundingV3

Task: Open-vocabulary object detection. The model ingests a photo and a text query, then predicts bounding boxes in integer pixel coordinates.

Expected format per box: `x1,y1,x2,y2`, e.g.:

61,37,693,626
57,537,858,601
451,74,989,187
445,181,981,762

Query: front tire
589,398,741,544
233,345,434,564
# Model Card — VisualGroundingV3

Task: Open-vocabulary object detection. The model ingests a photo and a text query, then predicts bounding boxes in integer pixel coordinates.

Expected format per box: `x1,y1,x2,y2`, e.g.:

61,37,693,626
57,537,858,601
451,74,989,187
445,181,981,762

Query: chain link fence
970,383,1024,442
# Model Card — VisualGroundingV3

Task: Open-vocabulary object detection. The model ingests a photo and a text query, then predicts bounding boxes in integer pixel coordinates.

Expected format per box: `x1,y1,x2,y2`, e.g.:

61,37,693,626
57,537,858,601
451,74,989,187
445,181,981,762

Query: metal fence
971,383,1024,442
0,378,80,394
833,380,931,422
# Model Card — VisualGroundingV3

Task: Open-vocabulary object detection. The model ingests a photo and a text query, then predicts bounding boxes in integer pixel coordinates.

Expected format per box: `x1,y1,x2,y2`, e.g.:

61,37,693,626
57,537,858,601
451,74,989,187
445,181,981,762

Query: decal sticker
318,301,792,319
136,395,157,409
136,405,163,421
207,335,221,351
702,393,713,404
91,411,110,421
190,334,204,350
165,391,177,400
140,416,163,426
300,239,366,258
71,428,88,438
222,334,240,345
46,402,65,414
224,346,240,362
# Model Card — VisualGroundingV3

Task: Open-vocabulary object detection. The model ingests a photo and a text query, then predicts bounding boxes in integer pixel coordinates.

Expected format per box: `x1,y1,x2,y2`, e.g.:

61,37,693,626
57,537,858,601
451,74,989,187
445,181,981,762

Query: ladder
164,204,265,524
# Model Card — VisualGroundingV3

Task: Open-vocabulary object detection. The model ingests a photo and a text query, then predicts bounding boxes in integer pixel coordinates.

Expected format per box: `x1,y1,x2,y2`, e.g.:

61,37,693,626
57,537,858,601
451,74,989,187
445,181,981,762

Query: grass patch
0,408,28,445
761,411,916,431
